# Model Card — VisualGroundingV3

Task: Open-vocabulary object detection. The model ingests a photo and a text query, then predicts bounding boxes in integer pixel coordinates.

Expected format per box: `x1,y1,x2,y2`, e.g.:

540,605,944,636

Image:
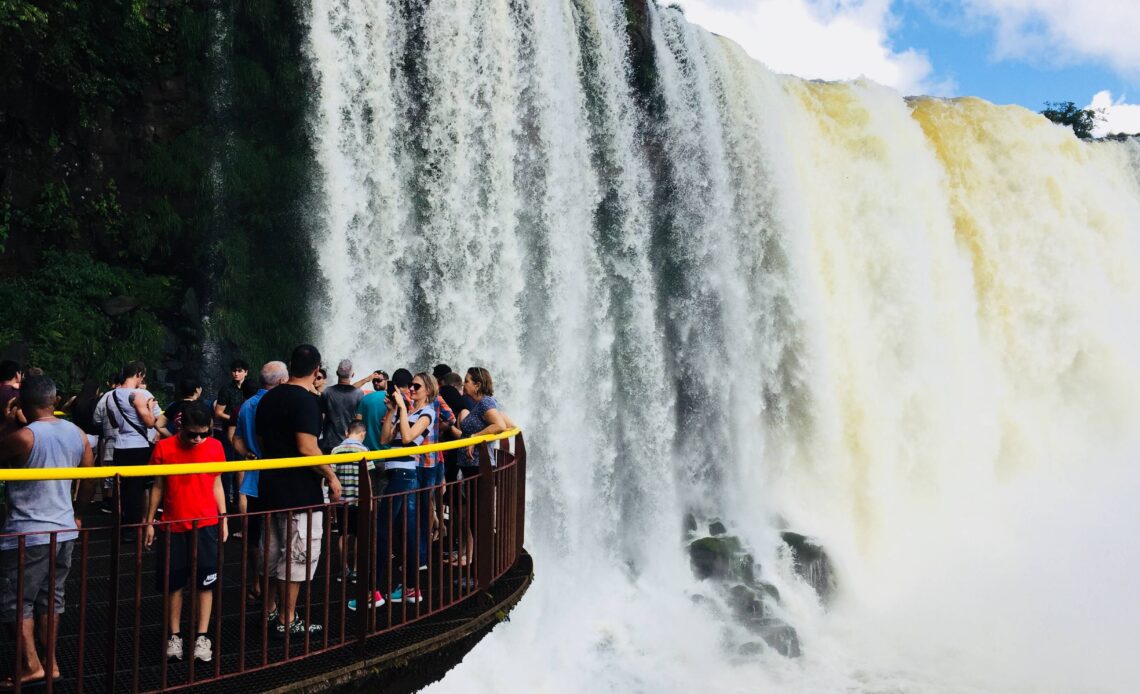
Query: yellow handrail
0,429,521,482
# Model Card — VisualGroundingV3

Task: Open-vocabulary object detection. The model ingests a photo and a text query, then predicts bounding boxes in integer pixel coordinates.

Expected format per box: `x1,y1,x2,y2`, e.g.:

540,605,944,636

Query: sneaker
166,633,183,661
273,616,323,638
100,499,113,514
389,585,422,604
347,591,386,611
193,634,212,662
266,607,279,624
348,569,358,583
288,617,322,636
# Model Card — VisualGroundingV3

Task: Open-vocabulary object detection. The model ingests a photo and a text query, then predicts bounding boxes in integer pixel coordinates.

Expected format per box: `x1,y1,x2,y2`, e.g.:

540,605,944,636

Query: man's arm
353,372,381,389
73,432,97,512
0,428,33,468
130,391,158,428
295,431,341,502
143,475,165,548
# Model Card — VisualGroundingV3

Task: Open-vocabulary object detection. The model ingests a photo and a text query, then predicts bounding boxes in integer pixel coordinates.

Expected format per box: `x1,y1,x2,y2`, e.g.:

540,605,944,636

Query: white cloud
964,0,1140,76
670,0,953,96
1087,91,1140,138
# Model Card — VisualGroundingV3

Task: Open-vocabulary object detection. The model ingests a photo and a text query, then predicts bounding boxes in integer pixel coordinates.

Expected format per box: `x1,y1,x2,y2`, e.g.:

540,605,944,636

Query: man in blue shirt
356,371,390,450
231,360,287,610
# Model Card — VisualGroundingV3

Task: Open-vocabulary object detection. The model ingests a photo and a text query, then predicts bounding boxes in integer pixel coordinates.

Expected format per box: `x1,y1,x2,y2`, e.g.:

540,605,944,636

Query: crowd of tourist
0,348,513,683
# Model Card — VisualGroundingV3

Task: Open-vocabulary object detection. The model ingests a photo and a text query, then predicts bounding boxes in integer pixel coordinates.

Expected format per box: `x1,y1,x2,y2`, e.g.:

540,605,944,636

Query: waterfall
200,0,236,386
303,1,1140,691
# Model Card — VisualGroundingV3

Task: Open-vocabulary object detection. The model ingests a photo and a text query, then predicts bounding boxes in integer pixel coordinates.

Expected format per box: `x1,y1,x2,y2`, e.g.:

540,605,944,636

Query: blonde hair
413,372,438,402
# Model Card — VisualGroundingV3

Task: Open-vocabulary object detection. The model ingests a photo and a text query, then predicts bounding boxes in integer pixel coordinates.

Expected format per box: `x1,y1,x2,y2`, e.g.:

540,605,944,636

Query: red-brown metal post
475,442,494,600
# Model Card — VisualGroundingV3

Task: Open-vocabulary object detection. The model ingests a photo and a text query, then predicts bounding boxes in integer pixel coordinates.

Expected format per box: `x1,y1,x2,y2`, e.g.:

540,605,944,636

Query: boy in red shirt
143,401,228,663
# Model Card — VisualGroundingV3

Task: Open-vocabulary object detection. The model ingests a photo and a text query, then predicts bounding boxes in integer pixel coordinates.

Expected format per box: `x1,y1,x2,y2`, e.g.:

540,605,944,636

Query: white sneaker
166,633,183,661
193,634,212,662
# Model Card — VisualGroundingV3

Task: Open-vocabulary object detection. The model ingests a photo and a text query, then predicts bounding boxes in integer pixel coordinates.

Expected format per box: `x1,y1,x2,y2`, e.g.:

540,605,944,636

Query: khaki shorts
265,511,323,582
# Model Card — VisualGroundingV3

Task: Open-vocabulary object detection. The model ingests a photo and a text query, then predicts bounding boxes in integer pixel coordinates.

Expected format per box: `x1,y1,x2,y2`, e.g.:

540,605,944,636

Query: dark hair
441,372,462,388
19,375,56,410
181,400,213,430
0,360,21,381
176,376,202,399
230,359,250,372
317,366,327,379
288,344,322,378
120,361,146,381
432,363,452,380
390,368,413,388
466,367,494,397
347,420,366,435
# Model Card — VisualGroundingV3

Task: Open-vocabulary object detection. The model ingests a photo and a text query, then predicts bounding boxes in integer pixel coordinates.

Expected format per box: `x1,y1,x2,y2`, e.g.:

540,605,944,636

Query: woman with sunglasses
372,372,437,605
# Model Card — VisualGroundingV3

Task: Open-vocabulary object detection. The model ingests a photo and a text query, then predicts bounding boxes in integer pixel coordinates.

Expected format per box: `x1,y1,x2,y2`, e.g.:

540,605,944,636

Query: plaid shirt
330,439,370,505
421,397,455,468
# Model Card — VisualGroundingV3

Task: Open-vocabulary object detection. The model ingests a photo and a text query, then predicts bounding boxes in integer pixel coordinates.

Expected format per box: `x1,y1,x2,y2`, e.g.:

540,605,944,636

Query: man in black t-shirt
255,345,341,638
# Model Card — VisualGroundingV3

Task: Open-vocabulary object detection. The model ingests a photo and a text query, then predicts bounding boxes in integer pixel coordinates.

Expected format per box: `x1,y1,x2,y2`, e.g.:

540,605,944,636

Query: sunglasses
183,430,210,441
408,383,423,392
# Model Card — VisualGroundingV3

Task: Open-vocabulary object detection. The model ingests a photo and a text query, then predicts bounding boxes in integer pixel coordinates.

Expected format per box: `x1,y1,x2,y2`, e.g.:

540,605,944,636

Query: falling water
200,0,236,387
304,1,1140,691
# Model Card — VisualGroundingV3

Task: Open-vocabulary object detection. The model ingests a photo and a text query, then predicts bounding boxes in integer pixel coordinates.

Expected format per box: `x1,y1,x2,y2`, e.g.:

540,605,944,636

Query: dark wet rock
180,288,200,323
727,584,766,619
737,553,756,585
745,617,802,658
683,512,697,536
689,536,742,580
753,580,780,602
708,520,727,536
780,531,836,600
100,295,140,316
738,641,765,656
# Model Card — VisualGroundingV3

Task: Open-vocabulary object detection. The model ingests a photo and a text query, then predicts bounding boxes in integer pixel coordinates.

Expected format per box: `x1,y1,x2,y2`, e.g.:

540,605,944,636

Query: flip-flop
0,674,60,690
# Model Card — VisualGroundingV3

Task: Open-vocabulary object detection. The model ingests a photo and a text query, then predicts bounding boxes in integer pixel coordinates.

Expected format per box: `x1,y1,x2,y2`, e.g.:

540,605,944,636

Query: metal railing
0,430,526,693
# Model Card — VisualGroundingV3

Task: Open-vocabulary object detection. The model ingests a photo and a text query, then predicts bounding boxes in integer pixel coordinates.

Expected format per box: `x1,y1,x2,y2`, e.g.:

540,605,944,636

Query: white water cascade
304,2,1140,691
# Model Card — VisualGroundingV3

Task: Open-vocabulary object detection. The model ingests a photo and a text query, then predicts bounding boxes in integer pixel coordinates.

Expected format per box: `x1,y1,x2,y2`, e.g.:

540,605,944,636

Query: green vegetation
1041,101,1103,139
0,0,315,394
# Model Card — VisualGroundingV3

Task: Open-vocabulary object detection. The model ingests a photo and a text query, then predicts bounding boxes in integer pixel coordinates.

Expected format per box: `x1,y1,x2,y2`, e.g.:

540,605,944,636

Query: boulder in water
708,520,727,536
780,531,836,600
727,584,767,619
744,617,802,658
689,535,742,580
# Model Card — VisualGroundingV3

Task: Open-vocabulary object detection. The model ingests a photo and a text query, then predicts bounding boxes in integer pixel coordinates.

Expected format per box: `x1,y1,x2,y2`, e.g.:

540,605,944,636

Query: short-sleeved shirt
214,381,244,427
356,391,389,451
234,389,267,498
330,439,369,504
422,397,455,469
110,388,156,450
320,384,363,451
162,399,193,436
460,395,500,465
254,384,322,510
386,405,436,471
151,436,223,532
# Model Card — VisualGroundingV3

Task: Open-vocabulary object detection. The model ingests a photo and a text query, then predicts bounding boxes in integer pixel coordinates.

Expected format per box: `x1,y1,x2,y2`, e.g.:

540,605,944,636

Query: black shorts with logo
154,525,220,593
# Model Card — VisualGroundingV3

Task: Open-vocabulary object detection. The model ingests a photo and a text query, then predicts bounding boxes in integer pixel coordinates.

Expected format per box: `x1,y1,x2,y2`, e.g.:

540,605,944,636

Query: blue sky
672,0,1140,135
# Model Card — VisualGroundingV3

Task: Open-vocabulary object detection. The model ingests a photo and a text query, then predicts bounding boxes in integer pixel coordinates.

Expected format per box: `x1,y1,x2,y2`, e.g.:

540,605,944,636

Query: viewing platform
0,431,531,693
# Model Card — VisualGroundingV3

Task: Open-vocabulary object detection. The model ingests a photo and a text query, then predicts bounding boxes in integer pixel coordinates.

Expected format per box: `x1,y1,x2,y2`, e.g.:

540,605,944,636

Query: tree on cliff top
1041,101,1102,139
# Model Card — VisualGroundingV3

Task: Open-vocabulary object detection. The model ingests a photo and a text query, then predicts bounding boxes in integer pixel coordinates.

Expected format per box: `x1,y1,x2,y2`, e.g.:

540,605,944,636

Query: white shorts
265,511,323,582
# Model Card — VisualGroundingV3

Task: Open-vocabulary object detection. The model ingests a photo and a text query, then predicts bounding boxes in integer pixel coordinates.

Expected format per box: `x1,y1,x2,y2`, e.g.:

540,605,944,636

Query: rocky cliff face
0,0,316,393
